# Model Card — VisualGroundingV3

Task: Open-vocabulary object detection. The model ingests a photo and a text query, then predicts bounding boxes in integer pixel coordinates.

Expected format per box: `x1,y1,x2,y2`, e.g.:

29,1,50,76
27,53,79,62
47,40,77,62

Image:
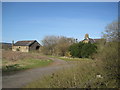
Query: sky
2,2,118,43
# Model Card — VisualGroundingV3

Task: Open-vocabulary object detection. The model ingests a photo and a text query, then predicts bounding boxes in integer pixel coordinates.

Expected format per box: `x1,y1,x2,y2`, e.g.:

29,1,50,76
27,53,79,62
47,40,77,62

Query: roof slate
14,40,36,46
89,38,95,43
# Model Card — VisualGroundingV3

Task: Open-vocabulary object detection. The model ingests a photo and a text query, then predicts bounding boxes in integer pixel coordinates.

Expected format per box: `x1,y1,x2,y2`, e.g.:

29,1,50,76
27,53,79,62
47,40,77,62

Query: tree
41,35,75,56
81,42,97,58
94,21,119,87
102,21,120,42
69,43,82,58
55,37,75,56
41,36,58,55
69,42,97,58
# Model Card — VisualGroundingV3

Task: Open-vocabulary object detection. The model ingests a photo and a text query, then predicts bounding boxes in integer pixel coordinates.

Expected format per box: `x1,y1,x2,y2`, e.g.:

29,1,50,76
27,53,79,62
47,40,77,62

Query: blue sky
2,2,118,43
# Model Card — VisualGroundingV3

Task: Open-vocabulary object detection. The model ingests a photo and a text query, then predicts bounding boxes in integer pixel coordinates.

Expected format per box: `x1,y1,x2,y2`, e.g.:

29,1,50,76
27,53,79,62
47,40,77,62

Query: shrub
65,51,71,57
69,42,97,58
81,43,97,58
94,42,119,84
2,64,21,72
25,60,110,88
69,43,82,58
93,21,120,87
16,48,20,51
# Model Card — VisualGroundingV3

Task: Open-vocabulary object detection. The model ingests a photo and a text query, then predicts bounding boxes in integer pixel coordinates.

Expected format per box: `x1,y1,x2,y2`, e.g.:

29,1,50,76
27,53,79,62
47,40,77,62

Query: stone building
12,40,41,52
82,34,105,43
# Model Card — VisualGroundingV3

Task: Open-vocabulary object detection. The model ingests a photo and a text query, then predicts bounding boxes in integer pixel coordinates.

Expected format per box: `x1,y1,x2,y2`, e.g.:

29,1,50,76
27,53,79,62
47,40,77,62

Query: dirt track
2,58,73,88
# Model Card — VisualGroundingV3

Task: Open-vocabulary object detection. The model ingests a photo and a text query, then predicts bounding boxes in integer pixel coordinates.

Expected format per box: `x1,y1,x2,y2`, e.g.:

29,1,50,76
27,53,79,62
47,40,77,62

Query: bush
25,60,109,88
69,42,97,58
65,51,71,57
16,48,20,51
94,42,119,84
68,43,82,58
81,42,97,58
2,64,21,72
93,21,120,87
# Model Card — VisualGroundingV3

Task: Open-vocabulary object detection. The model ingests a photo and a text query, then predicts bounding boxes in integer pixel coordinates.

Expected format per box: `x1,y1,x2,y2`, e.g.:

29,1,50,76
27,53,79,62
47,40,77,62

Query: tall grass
26,59,115,88
95,42,119,76
94,42,119,87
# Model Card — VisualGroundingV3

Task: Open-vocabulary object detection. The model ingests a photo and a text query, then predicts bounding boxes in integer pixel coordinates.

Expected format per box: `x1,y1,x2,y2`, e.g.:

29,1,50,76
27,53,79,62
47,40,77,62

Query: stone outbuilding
12,40,41,52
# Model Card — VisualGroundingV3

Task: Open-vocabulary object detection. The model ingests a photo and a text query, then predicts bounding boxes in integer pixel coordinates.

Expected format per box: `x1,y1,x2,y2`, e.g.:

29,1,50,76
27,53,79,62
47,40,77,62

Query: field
2,50,53,72
2,49,118,88
25,58,117,88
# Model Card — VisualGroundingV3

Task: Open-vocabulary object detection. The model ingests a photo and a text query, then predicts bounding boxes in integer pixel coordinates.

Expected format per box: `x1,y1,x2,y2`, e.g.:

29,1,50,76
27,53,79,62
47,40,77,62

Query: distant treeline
0,43,12,50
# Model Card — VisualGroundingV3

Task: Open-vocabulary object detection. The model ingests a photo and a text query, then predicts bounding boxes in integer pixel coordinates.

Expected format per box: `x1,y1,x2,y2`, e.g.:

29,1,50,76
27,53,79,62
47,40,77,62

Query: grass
46,55,91,61
46,55,60,58
2,50,53,72
25,57,118,88
2,50,49,61
2,59,53,72
59,56,91,61
25,59,105,88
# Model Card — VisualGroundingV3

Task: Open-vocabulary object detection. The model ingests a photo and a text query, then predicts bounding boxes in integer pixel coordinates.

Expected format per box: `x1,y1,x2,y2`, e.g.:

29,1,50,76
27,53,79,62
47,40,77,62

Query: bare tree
41,35,59,55
41,35,75,56
54,36,75,56
102,21,120,42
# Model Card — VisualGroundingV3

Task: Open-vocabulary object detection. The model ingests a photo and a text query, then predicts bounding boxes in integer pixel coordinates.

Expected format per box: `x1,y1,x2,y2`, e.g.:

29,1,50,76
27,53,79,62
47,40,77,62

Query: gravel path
2,58,73,88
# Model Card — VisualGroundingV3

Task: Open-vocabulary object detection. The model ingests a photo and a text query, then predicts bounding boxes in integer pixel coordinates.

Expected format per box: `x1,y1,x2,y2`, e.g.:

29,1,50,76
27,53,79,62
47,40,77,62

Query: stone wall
12,46,29,52
83,40,89,43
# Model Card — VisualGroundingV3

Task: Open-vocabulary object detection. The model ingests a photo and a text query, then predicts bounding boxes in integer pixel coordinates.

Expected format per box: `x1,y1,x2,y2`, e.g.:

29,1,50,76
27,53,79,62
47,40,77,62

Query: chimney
12,40,14,46
75,39,78,43
85,34,89,39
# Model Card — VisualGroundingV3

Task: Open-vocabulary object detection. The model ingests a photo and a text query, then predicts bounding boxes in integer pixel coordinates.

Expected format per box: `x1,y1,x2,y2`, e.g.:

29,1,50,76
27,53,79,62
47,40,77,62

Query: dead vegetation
2,50,49,61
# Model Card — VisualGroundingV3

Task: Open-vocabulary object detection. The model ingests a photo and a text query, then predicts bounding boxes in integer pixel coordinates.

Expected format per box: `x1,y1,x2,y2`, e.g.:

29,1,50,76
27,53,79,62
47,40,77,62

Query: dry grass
2,50,49,61
25,58,118,88
59,56,90,61
2,50,53,72
25,59,107,88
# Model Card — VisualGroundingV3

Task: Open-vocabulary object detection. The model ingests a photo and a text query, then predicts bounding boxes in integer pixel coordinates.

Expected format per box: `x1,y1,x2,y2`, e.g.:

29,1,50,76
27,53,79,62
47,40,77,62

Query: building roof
93,39,104,42
89,38,95,43
82,34,106,43
14,40,38,46
82,38,95,43
82,38,105,43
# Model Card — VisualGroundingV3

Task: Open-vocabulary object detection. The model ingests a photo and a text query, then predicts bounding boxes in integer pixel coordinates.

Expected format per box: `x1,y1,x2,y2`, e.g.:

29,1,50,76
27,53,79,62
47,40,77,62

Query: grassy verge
2,59,53,72
25,58,117,88
59,57,91,61
2,50,53,72
46,55,60,58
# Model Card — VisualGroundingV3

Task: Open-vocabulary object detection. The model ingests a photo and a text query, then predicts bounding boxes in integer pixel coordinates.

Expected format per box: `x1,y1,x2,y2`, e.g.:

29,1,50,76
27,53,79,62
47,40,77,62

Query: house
12,40,41,52
82,34,105,43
